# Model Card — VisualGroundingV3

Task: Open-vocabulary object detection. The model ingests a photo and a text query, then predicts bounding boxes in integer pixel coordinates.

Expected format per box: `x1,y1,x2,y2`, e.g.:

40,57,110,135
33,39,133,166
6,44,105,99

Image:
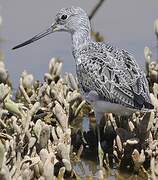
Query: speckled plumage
73,41,153,112
63,7,154,114
12,6,154,115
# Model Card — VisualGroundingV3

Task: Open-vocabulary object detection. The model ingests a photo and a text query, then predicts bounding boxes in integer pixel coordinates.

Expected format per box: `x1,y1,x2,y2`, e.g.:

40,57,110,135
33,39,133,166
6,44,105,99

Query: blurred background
0,0,158,87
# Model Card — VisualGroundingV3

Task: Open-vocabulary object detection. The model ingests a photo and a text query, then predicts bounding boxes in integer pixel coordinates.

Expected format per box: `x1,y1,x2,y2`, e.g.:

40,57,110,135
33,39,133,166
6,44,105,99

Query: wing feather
76,42,153,110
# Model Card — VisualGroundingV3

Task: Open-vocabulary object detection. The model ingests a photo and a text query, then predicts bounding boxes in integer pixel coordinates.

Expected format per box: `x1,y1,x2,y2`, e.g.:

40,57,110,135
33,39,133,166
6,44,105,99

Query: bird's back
74,41,153,112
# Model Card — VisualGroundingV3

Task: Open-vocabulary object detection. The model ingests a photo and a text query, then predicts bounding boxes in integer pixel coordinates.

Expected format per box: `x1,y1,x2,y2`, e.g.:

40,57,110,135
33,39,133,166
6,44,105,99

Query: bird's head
54,7,90,33
12,7,90,50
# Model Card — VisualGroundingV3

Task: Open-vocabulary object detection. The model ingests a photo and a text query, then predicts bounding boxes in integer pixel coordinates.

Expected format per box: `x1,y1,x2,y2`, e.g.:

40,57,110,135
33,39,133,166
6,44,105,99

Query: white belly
83,90,137,116
93,100,137,116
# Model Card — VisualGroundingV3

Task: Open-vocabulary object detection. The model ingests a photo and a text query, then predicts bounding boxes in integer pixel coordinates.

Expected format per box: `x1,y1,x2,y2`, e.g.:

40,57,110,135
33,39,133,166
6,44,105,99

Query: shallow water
73,159,115,179
72,115,149,180
71,116,115,179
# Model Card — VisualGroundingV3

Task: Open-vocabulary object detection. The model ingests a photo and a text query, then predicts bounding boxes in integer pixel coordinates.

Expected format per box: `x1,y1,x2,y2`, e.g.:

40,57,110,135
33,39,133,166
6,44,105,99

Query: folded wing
76,42,153,111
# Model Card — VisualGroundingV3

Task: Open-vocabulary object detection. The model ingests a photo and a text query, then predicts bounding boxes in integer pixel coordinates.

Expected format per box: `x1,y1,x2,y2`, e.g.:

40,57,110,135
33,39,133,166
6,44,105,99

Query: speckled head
12,7,91,50
54,7,90,33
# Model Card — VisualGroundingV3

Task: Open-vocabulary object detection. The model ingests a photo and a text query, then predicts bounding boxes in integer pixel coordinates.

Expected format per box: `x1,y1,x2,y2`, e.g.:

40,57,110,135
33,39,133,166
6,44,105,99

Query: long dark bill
12,26,54,50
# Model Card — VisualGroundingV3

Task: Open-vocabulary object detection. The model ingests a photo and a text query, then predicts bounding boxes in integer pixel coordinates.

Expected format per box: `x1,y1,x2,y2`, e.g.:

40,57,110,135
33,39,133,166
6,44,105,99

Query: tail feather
144,101,154,110
133,93,154,111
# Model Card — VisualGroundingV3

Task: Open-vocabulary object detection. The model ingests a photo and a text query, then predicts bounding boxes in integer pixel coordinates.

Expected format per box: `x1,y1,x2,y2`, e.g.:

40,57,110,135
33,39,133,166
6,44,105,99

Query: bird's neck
72,29,91,52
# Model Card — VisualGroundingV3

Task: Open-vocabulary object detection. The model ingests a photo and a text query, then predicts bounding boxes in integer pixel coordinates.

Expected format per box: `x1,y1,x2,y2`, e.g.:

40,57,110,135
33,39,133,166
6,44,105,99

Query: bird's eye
61,14,67,20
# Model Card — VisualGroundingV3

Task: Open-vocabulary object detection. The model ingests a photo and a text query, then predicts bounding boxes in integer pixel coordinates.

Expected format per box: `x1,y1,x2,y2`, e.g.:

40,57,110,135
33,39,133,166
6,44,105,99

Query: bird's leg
86,91,104,167
95,112,104,168
97,123,104,168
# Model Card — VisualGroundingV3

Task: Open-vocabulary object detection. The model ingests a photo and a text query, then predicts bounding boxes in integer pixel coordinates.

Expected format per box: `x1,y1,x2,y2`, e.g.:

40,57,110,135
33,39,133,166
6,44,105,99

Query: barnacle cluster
1,56,158,179
0,58,86,180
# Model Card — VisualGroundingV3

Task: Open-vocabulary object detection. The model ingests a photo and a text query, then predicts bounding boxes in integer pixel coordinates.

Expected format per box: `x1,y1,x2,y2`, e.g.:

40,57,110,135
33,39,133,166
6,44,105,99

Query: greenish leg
96,124,104,168
95,112,104,168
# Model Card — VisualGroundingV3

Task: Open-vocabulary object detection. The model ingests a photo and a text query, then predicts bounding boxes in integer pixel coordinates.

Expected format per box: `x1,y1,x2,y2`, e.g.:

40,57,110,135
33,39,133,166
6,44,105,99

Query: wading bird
13,7,154,168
